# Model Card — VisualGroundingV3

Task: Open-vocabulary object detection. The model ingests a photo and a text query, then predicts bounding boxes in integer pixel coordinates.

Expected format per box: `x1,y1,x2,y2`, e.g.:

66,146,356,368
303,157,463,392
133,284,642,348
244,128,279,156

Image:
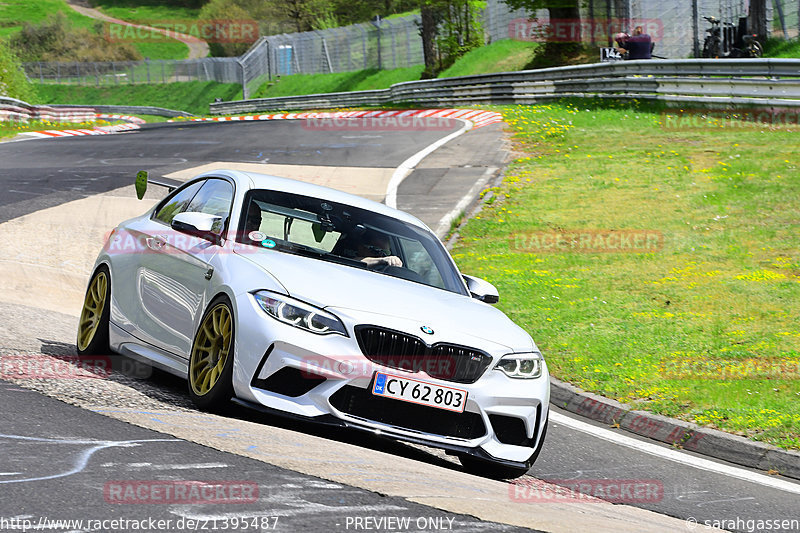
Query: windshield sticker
262,239,277,249
248,231,266,242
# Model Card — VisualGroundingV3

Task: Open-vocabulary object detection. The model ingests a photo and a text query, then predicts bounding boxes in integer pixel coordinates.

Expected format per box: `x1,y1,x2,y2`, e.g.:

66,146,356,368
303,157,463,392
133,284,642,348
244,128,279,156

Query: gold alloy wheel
77,271,108,351
190,303,232,396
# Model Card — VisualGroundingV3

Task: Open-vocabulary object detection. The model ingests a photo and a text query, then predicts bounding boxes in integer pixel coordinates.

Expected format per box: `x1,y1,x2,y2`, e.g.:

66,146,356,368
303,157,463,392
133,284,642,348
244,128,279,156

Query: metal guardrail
0,96,96,123
212,89,390,114
48,104,195,118
0,97,194,122
210,59,800,115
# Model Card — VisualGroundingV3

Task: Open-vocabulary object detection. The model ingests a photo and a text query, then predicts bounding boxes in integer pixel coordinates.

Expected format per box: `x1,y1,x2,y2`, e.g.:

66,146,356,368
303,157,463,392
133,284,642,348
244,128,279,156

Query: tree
0,46,37,102
502,0,582,65
419,1,441,77
419,0,484,78
9,12,141,63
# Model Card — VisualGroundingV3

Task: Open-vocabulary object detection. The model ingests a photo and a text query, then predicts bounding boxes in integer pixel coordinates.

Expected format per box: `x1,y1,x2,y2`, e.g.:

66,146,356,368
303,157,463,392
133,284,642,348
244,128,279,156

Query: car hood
235,246,534,352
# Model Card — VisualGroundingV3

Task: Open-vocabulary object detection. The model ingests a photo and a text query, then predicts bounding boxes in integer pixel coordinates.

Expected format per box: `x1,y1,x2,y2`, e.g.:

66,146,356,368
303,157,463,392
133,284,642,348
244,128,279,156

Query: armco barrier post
238,59,248,100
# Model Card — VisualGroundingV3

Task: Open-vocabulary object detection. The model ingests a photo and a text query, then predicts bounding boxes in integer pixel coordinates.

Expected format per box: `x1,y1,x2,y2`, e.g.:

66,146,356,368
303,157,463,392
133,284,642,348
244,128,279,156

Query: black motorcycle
702,16,763,58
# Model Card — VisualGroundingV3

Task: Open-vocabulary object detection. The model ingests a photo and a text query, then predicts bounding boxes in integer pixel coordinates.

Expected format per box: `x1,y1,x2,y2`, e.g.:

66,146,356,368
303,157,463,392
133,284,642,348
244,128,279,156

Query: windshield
236,189,468,295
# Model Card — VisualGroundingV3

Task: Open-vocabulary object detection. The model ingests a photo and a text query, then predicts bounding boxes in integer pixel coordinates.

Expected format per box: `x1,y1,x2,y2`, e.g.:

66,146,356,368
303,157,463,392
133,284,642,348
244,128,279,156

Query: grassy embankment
0,0,95,38
0,0,189,59
35,40,538,115
0,118,124,139
250,39,540,98
450,101,800,449
763,37,800,58
88,0,202,59
88,0,199,23
36,81,242,116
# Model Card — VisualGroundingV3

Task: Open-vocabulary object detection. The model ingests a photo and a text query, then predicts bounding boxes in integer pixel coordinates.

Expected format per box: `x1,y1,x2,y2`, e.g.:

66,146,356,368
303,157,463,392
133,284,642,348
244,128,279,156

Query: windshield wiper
273,241,366,268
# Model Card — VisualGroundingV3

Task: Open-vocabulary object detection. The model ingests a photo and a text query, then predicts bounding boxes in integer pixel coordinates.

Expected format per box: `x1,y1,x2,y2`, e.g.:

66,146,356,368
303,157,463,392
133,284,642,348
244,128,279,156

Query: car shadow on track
37,341,469,476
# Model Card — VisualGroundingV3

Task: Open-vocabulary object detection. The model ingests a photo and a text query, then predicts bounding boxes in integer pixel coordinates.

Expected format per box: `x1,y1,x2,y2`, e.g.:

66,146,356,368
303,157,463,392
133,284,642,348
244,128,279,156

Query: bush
198,0,256,57
9,11,142,62
0,46,37,102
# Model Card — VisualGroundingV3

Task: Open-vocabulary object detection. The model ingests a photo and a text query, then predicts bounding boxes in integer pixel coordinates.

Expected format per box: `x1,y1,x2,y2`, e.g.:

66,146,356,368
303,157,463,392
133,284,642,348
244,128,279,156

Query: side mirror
171,212,223,243
463,274,499,304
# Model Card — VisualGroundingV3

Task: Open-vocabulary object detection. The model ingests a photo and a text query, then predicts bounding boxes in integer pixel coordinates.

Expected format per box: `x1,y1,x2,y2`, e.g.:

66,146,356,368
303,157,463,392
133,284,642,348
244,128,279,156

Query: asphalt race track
1,120,798,533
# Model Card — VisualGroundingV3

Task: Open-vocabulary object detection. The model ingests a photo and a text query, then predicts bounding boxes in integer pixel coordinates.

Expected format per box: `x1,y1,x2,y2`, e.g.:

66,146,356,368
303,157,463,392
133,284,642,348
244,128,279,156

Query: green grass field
764,37,800,58
130,41,189,60
439,40,539,78
0,0,189,59
0,118,122,139
35,81,242,115
252,40,540,99
450,100,800,449
252,66,424,99
88,0,201,23
0,0,96,38
88,0,197,58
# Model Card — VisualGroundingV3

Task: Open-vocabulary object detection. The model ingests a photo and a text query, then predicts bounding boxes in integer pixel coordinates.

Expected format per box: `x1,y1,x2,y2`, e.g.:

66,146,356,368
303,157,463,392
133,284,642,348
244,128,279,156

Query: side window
239,197,339,251
187,179,234,214
186,179,234,234
153,180,205,225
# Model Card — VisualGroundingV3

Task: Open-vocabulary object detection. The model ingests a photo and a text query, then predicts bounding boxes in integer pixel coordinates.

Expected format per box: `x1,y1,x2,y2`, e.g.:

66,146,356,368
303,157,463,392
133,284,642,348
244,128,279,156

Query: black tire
188,295,235,411
703,38,721,58
459,416,549,479
747,41,763,58
76,265,111,355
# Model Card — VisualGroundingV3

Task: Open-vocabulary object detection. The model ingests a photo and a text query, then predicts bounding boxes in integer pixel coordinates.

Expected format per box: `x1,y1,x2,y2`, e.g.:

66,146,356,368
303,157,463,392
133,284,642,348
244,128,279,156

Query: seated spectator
617,26,652,59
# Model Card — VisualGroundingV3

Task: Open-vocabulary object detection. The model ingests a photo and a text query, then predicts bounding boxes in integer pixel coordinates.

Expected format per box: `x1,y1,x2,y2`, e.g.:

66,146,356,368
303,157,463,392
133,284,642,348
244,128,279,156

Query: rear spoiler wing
135,170,181,200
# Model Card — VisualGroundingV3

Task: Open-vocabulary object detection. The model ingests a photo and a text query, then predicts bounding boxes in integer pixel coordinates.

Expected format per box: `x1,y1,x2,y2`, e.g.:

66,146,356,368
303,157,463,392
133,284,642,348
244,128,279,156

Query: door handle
145,236,166,250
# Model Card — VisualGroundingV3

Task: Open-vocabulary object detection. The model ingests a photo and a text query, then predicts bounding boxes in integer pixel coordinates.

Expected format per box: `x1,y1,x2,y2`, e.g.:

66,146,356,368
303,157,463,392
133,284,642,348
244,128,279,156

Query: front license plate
371,372,467,413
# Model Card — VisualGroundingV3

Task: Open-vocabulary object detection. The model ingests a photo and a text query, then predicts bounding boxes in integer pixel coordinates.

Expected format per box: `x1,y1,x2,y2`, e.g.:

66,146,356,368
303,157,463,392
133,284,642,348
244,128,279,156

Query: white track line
384,119,473,209
550,411,800,495
434,167,495,238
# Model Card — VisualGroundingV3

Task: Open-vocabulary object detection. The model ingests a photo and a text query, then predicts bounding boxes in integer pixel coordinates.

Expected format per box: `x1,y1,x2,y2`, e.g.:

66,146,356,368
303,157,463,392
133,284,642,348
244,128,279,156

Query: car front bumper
232,292,550,464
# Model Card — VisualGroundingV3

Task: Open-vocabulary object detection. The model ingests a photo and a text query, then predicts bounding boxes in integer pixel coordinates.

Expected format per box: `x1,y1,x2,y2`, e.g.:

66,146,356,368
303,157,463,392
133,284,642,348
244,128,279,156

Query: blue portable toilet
277,45,293,75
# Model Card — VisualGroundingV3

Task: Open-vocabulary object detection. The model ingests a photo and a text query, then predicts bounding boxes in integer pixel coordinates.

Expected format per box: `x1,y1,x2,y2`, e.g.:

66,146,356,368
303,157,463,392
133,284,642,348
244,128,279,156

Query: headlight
494,352,543,379
253,291,347,336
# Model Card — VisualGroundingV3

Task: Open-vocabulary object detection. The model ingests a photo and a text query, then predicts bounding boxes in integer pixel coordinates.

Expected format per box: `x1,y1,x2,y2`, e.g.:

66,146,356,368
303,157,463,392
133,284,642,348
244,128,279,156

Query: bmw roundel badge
420,326,434,335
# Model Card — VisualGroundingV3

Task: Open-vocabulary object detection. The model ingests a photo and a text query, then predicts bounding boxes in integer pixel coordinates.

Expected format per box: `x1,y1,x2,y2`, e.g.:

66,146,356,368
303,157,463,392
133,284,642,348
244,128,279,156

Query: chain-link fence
772,0,799,39
492,0,796,62
22,14,425,99
22,1,799,99
238,14,425,98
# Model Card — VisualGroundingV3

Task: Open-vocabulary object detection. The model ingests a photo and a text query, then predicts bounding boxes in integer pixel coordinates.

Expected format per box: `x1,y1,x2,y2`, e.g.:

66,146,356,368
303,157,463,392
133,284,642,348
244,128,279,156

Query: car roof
210,169,429,230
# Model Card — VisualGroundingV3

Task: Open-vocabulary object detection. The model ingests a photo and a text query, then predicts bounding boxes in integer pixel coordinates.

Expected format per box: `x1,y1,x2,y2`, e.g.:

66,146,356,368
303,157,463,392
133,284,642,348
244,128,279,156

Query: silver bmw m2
77,169,549,478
